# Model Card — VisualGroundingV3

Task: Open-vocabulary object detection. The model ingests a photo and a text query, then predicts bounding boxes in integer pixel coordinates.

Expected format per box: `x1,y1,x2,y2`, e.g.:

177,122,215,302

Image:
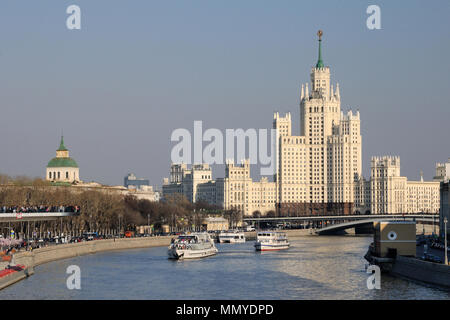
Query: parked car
82,232,98,241
124,231,134,238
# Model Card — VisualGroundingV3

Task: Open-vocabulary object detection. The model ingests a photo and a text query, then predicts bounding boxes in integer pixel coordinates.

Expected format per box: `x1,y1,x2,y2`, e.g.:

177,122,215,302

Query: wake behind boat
218,230,246,244
168,233,218,259
255,231,290,251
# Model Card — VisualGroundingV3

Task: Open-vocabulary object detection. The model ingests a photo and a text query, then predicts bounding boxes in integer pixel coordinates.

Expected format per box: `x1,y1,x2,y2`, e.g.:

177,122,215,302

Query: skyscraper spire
301,84,304,99
305,83,309,99
330,84,334,99
315,30,324,68
335,82,340,99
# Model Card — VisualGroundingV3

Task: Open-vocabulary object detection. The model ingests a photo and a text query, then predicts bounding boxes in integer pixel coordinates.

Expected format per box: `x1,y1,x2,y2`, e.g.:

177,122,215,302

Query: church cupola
46,135,80,183
56,136,69,158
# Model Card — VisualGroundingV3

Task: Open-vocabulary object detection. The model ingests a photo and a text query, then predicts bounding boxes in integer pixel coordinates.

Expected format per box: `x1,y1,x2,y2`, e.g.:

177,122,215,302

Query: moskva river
1,236,449,299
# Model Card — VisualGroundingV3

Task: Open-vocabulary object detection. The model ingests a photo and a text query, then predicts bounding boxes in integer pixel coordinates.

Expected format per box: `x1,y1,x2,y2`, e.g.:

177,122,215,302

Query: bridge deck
0,212,79,222
244,214,438,222
243,214,439,236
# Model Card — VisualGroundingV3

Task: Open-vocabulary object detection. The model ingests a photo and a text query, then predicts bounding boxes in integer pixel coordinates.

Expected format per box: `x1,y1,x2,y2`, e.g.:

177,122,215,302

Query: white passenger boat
254,231,289,251
168,233,218,259
218,230,246,243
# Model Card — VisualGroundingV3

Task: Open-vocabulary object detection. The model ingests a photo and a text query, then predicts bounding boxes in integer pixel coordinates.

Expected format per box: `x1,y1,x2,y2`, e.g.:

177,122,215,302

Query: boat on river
254,231,289,251
168,233,218,259
218,230,246,244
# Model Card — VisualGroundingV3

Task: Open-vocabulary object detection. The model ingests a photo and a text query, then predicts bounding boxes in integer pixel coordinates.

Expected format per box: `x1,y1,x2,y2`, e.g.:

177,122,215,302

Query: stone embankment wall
0,266,34,290
14,236,173,268
391,256,450,288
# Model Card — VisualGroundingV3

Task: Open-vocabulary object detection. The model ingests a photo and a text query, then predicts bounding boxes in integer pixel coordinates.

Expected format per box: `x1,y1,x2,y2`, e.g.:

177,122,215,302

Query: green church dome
47,157,79,168
47,136,79,168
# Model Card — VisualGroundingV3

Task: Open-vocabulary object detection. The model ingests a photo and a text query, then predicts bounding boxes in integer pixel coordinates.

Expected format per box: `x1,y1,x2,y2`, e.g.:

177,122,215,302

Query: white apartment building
406,180,440,214
162,163,213,203
370,156,407,214
216,160,277,216
163,160,276,216
370,156,440,214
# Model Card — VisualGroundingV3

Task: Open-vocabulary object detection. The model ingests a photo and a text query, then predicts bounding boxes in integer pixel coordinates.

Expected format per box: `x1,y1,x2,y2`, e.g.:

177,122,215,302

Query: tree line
0,175,240,237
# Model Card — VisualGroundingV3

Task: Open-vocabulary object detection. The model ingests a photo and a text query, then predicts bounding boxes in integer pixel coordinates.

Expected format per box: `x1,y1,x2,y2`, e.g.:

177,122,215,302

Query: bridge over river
0,211,80,223
243,214,439,235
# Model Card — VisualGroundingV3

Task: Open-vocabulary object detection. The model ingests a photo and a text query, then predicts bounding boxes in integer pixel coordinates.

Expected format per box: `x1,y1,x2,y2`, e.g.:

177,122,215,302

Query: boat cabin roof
257,231,286,236
177,233,210,241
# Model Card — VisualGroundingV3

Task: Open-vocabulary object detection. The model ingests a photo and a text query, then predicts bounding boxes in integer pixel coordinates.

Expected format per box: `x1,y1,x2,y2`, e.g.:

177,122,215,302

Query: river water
1,236,449,299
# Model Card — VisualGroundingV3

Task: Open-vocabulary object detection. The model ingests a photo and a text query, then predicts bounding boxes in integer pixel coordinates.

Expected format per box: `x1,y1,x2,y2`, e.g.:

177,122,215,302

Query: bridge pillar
355,224,374,234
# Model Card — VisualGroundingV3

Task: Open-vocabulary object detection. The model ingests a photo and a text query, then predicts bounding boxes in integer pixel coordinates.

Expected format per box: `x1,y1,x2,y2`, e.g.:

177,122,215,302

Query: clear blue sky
0,0,449,186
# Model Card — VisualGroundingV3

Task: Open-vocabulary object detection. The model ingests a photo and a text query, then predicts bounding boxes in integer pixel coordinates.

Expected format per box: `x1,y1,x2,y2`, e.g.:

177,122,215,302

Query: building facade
162,163,213,203
275,30,361,215
369,156,439,214
46,136,80,183
161,31,441,217
163,161,276,216
370,156,407,214
434,158,450,181
216,160,277,216
440,181,450,239
124,173,150,190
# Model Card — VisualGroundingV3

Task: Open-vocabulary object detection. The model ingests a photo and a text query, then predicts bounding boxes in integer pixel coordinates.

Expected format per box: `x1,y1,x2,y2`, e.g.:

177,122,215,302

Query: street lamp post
445,217,448,265
118,215,121,238
147,214,150,235
433,213,435,235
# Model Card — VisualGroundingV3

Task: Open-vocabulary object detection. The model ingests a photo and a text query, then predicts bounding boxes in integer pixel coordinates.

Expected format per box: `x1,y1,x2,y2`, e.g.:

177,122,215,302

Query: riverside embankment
12,229,313,268
390,256,450,288
0,236,173,290
14,236,174,268
0,229,314,290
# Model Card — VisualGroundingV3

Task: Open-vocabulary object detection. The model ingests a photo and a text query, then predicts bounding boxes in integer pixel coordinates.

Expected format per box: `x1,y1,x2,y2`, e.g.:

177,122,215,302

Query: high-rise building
276,30,361,215
370,156,407,214
162,163,213,203
370,156,440,214
216,160,277,216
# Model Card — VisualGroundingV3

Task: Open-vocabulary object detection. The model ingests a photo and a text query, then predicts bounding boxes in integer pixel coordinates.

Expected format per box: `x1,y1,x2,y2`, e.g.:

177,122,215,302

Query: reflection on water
1,236,449,300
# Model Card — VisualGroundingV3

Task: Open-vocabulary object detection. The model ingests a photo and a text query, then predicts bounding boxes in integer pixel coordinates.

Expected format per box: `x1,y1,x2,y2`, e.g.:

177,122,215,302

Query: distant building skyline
0,1,449,186
161,33,441,216
124,173,150,190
